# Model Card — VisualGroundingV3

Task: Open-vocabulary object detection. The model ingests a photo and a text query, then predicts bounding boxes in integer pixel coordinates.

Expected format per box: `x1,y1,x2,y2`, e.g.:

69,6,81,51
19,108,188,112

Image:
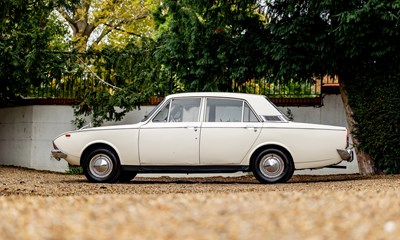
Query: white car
51,92,353,183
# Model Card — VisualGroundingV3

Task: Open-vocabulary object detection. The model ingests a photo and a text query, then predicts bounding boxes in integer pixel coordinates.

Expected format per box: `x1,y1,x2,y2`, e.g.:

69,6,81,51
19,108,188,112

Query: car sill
122,165,250,174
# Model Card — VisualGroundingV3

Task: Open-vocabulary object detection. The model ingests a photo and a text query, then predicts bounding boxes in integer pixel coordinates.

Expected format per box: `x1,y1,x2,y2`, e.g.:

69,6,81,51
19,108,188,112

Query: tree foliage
335,0,400,173
72,38,168,127
263,0,400,81
56,0,160,51
347,63,400,173
51,0,164,126
0,0,66,104
154,0,271,91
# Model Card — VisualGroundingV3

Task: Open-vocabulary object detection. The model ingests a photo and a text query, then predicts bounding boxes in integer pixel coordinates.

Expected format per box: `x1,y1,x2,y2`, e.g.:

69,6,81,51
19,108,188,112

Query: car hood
63,122,145,135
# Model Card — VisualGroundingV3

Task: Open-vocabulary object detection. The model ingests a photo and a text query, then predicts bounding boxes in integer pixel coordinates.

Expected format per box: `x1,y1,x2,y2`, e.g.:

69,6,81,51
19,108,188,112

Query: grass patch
65,166,83,175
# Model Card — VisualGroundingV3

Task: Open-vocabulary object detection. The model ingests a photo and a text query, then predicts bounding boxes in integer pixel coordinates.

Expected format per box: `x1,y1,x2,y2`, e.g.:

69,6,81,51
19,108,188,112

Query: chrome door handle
245,126,258,132
186,126,198,132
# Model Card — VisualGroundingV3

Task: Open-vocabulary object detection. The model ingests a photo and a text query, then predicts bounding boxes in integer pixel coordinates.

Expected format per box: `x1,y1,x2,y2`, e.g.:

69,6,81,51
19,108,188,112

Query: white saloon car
51,92,353,183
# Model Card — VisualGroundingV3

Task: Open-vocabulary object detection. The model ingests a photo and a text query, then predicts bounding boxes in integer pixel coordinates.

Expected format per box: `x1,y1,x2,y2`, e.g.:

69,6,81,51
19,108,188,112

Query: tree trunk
339,78,376,175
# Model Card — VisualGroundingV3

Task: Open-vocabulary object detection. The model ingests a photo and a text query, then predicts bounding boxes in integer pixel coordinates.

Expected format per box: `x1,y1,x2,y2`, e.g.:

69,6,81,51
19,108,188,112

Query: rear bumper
337,148,354,162
51,149,67,161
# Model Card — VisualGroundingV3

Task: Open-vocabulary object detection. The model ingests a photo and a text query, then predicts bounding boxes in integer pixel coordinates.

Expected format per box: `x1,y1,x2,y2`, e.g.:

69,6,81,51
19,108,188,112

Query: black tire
82,148,121,183
252,148,294,184
118,171,137,183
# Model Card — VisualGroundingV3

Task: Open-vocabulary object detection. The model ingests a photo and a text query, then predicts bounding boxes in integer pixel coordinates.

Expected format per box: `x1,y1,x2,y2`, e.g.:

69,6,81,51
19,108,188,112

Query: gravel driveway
1,166,399,240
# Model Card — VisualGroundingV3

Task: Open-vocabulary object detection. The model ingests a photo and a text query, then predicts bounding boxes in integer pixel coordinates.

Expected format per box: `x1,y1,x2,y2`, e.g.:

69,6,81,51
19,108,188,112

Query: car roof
164,92,265,100
163,92,282,117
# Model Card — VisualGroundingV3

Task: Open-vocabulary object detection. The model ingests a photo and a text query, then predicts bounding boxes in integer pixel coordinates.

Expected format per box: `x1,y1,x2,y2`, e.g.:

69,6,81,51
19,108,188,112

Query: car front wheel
82,148,121,183
252,148,294,184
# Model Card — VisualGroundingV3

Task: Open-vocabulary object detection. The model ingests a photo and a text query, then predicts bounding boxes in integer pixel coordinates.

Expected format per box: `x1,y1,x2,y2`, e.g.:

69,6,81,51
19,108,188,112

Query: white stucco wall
0,106,73,172
0,105,155,172
0,95,358,174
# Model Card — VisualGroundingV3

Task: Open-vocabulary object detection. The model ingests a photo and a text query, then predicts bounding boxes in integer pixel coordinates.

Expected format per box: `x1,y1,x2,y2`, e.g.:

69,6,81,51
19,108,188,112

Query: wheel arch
249,144,294,170
81,142,120,166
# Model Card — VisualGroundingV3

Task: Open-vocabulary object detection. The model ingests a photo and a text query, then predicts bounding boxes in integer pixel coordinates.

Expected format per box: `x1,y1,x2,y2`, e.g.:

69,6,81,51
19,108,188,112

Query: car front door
139,98,201,165
200,98,262,164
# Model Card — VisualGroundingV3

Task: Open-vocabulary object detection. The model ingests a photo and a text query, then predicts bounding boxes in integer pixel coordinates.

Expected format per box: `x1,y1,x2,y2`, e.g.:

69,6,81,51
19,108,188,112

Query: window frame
152,97,202,123
204,97,260,123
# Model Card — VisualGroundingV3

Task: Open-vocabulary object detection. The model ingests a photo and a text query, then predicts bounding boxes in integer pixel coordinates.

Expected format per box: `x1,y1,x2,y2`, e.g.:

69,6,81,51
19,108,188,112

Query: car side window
206,98,259,122
243,102,259,122
153,98,201,122
206,98,241,122
153,102,170,122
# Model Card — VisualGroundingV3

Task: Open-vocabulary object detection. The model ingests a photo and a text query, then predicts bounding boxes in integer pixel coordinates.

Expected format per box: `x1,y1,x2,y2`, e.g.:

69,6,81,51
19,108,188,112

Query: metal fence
26,61,338,101
28,77,330,100
26,67,113,103
28,76,90,99
235,79,321,98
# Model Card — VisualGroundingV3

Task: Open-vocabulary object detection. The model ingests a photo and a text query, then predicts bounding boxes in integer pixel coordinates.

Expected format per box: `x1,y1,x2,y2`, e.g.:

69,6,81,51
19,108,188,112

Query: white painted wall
0,106,72,172
0,105,155,172
0,95,359,174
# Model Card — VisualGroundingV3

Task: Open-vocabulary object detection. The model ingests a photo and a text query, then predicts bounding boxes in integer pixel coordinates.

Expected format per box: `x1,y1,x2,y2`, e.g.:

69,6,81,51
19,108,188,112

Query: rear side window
205,98,259,122
243,102,259,122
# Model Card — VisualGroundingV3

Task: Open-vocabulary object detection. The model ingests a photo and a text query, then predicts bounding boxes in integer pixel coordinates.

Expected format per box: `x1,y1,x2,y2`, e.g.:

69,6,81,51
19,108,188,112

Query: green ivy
347,63,400,173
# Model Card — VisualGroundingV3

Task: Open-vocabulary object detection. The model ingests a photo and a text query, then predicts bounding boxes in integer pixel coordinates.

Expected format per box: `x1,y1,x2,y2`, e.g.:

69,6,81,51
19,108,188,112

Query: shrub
347,64,400,173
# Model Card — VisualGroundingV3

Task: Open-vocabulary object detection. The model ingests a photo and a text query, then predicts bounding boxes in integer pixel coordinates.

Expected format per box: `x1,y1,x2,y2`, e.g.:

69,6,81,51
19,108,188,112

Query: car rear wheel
252,148,294,184
82,148,121,183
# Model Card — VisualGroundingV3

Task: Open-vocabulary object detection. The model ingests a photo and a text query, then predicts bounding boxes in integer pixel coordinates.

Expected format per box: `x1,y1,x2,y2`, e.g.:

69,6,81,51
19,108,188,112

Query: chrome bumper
51,149,67,161
337,148,354,162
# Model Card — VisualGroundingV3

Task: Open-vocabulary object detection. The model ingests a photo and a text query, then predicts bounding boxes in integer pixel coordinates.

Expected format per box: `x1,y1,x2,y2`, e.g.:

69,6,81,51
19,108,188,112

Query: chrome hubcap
259,154,284,178
89,154,113,178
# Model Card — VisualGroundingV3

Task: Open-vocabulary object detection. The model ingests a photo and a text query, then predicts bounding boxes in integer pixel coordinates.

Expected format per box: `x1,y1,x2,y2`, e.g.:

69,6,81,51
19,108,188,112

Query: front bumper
51,149,67,161
337,148,354,162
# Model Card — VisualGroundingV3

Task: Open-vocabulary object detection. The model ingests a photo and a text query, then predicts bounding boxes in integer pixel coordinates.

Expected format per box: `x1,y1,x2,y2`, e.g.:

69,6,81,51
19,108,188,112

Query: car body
51,92,353,183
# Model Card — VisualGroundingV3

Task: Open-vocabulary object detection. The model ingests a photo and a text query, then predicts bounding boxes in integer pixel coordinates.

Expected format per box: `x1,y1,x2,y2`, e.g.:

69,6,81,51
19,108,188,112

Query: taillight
346,128,349,148
65,133,71,137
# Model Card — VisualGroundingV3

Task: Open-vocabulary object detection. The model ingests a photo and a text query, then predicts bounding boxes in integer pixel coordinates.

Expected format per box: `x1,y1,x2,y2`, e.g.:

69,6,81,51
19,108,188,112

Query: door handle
245,125,258,132
186,126,198,132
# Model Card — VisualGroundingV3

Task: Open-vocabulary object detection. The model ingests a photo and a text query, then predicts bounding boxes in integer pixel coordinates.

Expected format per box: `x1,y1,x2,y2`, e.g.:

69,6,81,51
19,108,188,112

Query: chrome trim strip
76,127,140,133
264,127,346,131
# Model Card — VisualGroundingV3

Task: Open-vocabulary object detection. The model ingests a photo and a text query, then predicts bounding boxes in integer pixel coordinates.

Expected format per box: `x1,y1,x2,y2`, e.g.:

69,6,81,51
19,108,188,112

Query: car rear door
200,98,262,164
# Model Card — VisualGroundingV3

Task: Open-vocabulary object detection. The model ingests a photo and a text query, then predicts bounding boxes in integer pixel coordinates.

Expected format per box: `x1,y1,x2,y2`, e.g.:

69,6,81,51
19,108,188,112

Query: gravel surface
1,166,400,239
